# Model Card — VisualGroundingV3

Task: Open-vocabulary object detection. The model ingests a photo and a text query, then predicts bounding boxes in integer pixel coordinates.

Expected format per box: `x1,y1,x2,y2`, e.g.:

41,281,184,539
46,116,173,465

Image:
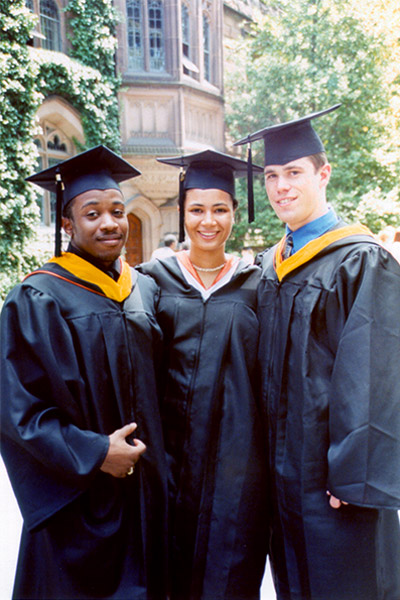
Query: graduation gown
257,227,400,600
138,257,268,600
0,256,168,600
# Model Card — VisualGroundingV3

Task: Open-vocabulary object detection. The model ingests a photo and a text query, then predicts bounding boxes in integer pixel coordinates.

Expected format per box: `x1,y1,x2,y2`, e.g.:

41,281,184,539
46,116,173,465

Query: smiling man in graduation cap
235,107,400,599
0,145,168,599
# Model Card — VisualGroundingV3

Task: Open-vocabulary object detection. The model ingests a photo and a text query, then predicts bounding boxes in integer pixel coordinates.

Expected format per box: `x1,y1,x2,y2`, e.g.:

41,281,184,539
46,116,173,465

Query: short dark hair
307,152,328,172
163,234,177,247
62,198,75,220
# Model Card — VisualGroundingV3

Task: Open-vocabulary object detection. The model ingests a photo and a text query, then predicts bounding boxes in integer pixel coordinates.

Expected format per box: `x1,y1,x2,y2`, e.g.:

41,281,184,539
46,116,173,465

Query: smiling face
62,188,128,266
264,156,331,231
183,188,235,255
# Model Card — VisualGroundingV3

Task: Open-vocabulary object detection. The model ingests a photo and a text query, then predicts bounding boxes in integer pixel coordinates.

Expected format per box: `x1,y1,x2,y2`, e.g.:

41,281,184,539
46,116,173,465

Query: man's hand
100,423,146,478
327,491,349,509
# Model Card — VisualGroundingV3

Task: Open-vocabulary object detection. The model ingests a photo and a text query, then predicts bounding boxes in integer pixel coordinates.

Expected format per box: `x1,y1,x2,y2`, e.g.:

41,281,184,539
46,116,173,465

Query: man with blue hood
235,106,400,600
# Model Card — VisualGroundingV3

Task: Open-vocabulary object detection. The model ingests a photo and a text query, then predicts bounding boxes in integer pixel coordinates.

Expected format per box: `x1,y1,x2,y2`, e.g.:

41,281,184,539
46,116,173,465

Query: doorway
125,213,143,266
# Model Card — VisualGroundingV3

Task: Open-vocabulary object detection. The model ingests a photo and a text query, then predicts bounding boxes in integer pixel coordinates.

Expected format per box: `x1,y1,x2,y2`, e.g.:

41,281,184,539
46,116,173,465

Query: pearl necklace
192,262,226,272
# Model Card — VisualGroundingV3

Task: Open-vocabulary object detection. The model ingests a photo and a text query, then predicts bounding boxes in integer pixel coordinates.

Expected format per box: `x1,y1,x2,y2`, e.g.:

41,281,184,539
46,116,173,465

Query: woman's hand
326,490,349,509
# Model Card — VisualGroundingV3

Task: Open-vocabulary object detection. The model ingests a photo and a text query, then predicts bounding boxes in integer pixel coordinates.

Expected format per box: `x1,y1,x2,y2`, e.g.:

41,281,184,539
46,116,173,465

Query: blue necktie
282,233,293,259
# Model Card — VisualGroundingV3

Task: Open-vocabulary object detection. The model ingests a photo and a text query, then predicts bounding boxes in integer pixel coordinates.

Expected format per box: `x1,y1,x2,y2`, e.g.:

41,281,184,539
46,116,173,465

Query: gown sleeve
326,244,400,509
0,284,109,532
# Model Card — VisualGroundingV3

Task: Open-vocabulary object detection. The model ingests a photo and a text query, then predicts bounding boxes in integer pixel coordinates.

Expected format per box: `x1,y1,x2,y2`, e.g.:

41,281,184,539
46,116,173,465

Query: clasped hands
100,422,146,478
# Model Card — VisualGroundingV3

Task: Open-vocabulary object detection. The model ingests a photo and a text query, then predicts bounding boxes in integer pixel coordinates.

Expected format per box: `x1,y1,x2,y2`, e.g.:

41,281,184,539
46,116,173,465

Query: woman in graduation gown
138,150,269,600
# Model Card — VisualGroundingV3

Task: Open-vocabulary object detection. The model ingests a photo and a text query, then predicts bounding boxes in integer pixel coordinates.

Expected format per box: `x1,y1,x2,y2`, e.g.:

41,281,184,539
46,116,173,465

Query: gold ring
127,466,134,476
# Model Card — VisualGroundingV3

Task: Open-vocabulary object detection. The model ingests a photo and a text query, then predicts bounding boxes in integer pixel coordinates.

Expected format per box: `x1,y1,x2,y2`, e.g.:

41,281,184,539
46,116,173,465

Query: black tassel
178,169,185,243
55,172,63,257
247,142,254,223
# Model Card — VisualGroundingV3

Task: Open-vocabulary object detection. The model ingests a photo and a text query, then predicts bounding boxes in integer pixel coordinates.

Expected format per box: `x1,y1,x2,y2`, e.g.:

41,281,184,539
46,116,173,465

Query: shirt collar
67,243,121,281
286,208,339,253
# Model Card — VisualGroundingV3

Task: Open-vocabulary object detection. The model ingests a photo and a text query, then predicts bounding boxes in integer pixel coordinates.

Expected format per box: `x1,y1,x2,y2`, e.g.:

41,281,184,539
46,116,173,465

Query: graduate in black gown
0,146,167,600
138,151,268,600
234,106,400,599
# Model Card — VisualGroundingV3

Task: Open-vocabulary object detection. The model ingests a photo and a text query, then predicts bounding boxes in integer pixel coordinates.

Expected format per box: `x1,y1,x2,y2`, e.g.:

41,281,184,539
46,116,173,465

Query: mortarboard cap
157,149,263,242
26,145,141,256
233,104,341,166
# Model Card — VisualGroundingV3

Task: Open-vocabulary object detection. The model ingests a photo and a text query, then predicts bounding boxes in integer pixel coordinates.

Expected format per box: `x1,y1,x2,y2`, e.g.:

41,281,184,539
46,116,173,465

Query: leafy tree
226,178,284,253
225,0,399,249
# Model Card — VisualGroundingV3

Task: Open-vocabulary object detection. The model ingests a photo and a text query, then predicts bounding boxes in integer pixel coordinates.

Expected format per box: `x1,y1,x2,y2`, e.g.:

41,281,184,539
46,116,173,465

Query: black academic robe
138,257,268,600
0,261,167,600
257,231,400,600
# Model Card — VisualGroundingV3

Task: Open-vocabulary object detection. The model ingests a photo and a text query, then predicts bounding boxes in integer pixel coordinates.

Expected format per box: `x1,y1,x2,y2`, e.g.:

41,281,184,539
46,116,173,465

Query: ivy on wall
0,1,42,298
0,0,121,299
64,0,121,149
66,0,120,81
31,48,120,150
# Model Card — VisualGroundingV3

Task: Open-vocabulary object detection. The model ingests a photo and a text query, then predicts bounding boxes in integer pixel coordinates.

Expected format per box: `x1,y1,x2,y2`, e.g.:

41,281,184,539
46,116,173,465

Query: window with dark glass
34,130,70,226
127,0,143,70
182,4,190,74
127,0,165,72
48,157,61,223
148,0,164,71
33,140,45,222
40,0,62,51
203,14,210,81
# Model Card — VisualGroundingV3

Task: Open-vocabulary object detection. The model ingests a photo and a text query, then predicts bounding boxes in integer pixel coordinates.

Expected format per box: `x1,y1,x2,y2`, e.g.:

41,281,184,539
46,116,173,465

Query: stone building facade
27,0,259,263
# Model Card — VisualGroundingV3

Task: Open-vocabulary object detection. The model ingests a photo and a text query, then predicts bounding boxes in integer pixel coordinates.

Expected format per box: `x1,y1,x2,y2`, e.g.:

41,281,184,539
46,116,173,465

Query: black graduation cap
233,104,341,165
157,149,263,243
26,145,141,257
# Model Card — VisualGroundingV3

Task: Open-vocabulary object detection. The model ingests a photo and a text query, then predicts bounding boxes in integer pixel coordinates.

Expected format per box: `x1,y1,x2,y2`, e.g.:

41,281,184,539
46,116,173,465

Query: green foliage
65,0,121,148
225,0,400,246
226,177,284,253
0,0,121,298
0,0,43,293
66,0,120,81
31,48,120,150
353,186,400,233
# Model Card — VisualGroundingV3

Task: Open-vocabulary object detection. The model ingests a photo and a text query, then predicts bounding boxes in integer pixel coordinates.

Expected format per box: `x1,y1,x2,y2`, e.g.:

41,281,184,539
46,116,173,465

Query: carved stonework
123,157,180,203
126,98,172,136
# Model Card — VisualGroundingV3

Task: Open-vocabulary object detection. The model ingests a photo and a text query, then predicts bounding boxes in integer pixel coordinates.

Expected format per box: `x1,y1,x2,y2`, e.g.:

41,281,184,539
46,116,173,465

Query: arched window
126,0,165,73
203,14,211,81
34,126,71,225
40,0,62,51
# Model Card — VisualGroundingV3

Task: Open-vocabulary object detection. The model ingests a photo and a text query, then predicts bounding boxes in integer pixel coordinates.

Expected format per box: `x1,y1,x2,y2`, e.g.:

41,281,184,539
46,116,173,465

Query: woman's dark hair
183,190,238,210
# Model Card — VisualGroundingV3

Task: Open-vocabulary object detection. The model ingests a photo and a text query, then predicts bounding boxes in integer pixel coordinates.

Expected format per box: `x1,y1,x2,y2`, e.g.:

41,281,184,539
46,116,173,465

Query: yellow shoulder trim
275,224,374,282
49,253,132,302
